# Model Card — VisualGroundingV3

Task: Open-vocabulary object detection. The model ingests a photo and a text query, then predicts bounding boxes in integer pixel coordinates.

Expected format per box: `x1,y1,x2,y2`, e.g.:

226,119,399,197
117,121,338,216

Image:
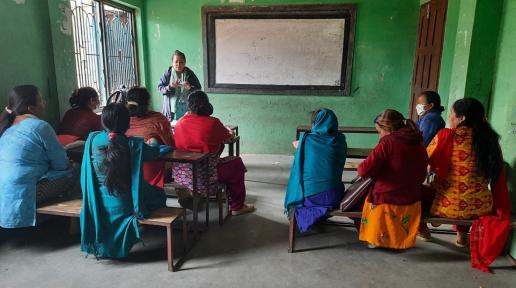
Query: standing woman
0,85,76,228
416,90,446,146
80,103,166,258
58,87,101,140
158,50,201,122
358,110,428,249
284,108,347,233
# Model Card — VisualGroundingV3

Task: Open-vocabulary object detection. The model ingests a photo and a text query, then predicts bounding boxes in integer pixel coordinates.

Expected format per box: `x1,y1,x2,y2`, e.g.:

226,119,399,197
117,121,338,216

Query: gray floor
1,154,515,288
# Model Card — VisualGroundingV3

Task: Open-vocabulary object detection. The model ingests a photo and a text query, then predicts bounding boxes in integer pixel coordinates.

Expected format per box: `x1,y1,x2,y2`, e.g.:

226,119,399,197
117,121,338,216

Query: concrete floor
1,154,515,288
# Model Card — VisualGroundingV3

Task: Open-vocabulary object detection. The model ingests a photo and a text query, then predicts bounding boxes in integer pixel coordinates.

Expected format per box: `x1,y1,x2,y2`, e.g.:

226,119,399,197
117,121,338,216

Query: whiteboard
214,19,346,86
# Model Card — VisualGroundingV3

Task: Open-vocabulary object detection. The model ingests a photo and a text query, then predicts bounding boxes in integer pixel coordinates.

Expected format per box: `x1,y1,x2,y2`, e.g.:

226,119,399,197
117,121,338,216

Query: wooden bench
296,125,377,140
344,161,360,171
37,199,188,272
288,208,516,253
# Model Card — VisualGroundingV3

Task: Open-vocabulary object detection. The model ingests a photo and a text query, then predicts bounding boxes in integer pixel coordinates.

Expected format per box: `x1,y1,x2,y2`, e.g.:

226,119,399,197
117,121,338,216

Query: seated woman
358,110,428,249
80,103,166,258
421,98,507,247
284,109,347,233
173,91,255,215
0,85,77,228
125,86,174,189
58,87,101,140
416,90,445,146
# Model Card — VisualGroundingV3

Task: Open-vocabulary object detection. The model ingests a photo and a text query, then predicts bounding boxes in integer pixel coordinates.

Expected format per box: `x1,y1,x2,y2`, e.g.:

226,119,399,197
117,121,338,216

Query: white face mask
416,104,427,116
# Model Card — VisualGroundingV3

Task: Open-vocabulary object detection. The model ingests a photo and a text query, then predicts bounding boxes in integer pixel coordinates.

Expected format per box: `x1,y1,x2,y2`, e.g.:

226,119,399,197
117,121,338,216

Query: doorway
409,0,448,120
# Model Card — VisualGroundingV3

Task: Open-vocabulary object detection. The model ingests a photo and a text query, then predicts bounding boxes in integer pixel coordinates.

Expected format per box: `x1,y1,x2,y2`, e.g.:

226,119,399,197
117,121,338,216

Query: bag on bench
340,176,373,211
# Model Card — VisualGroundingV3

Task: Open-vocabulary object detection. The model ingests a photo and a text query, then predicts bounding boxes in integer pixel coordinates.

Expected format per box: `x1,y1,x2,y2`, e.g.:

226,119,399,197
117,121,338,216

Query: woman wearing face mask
416,91,445,146
357,110,428,249
158,50,202,122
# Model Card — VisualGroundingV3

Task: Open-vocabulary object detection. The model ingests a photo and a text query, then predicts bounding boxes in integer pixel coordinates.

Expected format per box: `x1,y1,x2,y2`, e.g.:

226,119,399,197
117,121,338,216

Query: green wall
143,0,420,154
491,0,516,170
47,0,78,117
0,0,60,125
464,0,503,108
436,0,459,114
488,0,516,258
439,0,503,114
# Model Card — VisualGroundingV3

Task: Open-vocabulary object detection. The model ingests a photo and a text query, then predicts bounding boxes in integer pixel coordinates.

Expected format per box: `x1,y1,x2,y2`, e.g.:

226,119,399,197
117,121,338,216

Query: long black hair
453,98,503,180
99,103,131,194
188,91,213,116
70,87,98,109
127,86,150,117
0,85,39,137
420,90,445,112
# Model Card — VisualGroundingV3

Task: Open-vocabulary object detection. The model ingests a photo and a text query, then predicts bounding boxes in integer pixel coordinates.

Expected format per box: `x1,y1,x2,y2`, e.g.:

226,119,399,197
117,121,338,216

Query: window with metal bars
70,0,138,105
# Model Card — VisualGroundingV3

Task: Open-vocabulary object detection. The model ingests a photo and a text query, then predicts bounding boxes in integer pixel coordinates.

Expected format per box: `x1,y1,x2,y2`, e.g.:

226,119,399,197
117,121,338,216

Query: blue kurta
80,132,166,258
0,118,71,228
418,111,445,146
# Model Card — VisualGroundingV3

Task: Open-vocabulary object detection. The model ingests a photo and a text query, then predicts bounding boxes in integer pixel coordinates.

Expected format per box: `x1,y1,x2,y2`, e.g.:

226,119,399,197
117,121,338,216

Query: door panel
410,0,448,120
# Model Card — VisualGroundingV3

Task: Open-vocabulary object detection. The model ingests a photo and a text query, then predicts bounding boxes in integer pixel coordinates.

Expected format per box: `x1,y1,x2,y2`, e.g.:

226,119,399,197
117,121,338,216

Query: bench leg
69,217,80,235
229,143,234,157
288,208,296,253
167,224,174,272
205,195,210,227
217,188,223,226
236,138,240,157
193,196,199,239
182,212,188,252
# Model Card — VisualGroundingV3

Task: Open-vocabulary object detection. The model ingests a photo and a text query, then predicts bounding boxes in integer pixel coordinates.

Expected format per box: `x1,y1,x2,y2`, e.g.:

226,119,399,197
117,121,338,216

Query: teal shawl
284,109,347,213
80,131,165,258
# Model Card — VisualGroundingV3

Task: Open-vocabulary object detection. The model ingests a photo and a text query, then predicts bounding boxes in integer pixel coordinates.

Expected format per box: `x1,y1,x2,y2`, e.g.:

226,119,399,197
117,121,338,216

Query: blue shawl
80,131,163,258
284,109,347,213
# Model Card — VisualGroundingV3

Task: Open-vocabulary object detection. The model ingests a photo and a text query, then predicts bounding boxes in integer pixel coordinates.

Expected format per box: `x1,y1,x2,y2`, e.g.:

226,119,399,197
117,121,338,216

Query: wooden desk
66,146,84,163
295,125,377,140
160,150,210,237
160,150,209,163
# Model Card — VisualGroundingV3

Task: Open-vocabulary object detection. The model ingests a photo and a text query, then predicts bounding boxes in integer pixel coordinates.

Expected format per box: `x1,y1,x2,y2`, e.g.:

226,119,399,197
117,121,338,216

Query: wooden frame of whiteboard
201,4,357,96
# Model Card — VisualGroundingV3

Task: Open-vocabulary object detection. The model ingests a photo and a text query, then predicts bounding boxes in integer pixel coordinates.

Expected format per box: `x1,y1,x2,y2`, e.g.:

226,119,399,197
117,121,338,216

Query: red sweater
357,127,428,205
174,113,231,153
58,107,101,140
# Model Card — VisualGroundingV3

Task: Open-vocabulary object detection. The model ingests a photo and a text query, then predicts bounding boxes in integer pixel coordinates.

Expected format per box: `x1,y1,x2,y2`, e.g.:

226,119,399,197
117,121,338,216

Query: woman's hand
226,126,235,139
169,79,180,89
146,137,160,146
183,81,191,90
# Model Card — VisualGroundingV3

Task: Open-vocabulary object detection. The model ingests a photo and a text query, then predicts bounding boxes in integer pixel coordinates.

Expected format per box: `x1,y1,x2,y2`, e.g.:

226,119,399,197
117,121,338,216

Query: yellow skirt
359,198,421,249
